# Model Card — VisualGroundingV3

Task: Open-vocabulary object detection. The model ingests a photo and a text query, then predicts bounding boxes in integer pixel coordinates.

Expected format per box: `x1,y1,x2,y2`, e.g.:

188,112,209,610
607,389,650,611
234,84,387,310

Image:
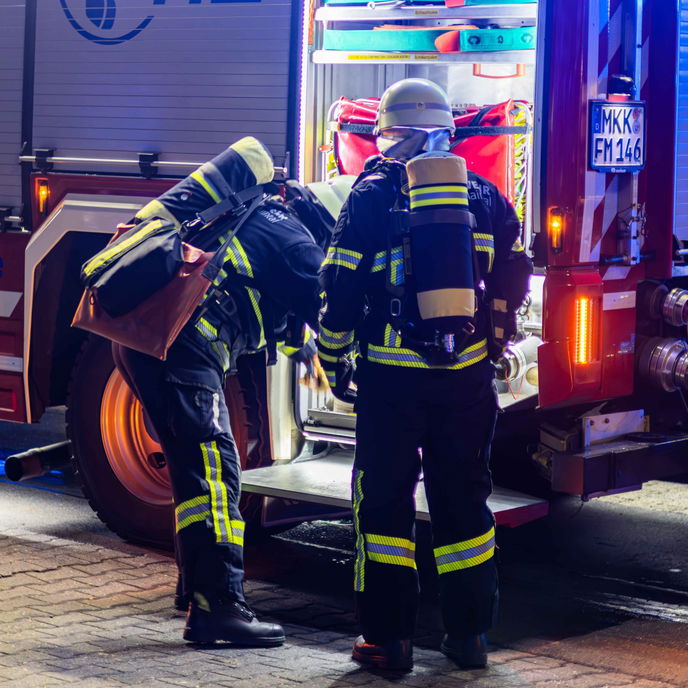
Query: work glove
280,336,317,369
321,353,357,404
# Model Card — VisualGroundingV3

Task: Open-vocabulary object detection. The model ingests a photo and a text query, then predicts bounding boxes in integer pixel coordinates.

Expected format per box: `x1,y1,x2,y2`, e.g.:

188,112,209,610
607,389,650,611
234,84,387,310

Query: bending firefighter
112,138,325,646
318,80,533,670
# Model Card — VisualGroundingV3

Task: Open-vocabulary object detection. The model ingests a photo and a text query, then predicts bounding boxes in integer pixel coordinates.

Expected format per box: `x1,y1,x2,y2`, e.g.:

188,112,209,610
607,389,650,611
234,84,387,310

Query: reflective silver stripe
324,247,363,270
371,246,403,273
434,527,496,574
201,441,232,543
175,495,211,532
353,469,366,592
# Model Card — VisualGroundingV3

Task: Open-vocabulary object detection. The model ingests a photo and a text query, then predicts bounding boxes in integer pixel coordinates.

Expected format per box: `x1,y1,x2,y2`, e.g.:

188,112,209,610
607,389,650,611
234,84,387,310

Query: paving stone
1,521,685,688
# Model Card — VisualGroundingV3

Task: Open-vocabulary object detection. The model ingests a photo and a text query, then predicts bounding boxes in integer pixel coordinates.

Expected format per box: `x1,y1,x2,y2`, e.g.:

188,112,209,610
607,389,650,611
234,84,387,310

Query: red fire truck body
0,0,687,546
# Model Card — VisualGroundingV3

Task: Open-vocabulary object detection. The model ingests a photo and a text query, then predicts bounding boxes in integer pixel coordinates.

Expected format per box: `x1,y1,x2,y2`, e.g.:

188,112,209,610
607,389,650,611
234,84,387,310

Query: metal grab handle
472,63,526,79
19,154,287,178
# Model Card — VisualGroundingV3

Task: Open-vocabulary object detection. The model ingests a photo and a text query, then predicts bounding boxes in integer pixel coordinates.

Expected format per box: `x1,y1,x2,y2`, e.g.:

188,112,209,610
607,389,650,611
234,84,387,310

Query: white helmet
376,79,454,133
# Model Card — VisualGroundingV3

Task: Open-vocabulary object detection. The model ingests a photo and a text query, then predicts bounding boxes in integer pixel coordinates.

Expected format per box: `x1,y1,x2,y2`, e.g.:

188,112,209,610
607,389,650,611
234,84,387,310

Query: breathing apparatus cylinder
406,151,476,354
134,136,275,228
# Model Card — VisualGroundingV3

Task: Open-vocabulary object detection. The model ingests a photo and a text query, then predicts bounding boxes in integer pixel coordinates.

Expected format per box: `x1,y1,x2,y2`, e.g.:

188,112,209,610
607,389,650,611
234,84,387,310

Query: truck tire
66,336,252,550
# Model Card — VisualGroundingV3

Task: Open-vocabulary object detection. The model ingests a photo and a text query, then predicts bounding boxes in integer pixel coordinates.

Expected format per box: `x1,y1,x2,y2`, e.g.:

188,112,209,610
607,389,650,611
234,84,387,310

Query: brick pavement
0,527,683,688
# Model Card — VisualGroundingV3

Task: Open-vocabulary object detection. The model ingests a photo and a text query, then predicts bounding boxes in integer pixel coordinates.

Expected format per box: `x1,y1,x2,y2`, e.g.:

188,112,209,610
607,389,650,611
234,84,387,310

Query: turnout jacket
189,199,324,371
318,160,532,373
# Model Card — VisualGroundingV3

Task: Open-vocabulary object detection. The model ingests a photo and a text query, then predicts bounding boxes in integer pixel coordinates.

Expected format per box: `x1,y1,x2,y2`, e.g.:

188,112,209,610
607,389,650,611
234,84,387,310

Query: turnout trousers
352,359,498,642
112,330,246,602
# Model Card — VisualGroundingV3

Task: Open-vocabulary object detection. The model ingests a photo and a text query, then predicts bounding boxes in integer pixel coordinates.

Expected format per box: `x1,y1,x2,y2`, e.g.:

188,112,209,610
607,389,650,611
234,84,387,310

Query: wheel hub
100,370,173,506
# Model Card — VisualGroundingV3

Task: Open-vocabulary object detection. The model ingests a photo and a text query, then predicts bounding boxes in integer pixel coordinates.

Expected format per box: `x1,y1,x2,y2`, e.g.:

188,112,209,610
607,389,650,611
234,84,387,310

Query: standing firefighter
318,80,532,670
112,138,324,646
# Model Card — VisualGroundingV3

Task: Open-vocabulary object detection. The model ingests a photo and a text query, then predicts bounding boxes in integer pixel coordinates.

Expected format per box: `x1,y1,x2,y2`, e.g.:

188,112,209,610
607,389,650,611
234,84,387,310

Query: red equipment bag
329,97,531,213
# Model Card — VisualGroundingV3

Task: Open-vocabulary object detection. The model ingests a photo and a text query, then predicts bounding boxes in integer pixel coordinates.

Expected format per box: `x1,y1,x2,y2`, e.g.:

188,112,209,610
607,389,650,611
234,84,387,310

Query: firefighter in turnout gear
318,80,533,671
112,138,325,646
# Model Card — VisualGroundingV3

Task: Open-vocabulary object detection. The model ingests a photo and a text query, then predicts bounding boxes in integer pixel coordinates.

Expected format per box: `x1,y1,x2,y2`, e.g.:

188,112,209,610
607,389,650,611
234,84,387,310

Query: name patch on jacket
259,208,290,224
467,180,493,208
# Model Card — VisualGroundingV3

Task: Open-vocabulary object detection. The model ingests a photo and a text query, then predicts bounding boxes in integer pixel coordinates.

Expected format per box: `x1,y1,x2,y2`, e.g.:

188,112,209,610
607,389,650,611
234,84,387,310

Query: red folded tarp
330,97,529,205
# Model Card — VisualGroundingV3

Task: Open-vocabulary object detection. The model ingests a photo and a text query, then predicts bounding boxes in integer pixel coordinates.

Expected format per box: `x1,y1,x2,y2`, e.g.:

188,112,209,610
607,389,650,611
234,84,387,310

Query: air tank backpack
386,151,480,366
71,137,274,360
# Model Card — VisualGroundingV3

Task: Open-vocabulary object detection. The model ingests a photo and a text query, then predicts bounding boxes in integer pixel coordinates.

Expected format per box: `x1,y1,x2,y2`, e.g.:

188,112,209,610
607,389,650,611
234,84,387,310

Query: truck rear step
242,451,548,528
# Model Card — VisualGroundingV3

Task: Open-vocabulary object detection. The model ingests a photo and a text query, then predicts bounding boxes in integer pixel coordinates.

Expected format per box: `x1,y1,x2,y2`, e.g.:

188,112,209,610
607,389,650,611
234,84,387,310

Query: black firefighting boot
174,573,189,612
352,635,413,671
183,592,286,646
440,633,488,668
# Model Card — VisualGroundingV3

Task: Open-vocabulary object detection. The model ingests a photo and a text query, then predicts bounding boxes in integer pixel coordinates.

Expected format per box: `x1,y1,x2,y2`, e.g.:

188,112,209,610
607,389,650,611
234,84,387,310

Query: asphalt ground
0,409,687,687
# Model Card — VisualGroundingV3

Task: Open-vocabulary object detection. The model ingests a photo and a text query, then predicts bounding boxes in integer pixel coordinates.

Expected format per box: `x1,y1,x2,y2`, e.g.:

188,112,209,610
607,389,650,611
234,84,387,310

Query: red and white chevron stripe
581,0,650,282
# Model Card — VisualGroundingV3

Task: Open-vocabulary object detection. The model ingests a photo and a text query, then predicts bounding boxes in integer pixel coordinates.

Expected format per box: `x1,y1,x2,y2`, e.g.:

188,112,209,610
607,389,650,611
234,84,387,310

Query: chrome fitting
662,288,688,327
638,337,688,392
500,336,542,381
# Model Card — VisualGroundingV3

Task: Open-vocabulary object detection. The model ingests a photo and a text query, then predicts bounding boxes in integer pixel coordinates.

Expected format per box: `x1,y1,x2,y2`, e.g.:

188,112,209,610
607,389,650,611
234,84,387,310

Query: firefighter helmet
376,79,454,133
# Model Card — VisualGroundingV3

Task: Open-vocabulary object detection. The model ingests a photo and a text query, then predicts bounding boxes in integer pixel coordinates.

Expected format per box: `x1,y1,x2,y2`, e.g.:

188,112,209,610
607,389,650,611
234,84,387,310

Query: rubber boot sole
183,625,286,646
439,640,487,669
352,648,413,672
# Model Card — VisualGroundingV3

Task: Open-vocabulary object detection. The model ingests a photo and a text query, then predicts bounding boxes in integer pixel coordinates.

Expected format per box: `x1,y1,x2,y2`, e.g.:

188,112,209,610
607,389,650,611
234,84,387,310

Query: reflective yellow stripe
135,199,181,228
196,317,218,341
434,527,494,556
317,350,340,364
434,527,496,574
201,441,232,544
175,495,210,532
232,238,255,278
229,519,245,547
211,341,230,373
82,219,163,278
367,338,488,370
371,250,386,273
217,236,264,348
323,247,363,271
353,470,365,592
475,245,495,272
319,325,354,349
410,197,468,208
409,185,465,194
191,170,221,203
176,510,209,532
383,324,401,348
245,286,266,348
365,534,416,569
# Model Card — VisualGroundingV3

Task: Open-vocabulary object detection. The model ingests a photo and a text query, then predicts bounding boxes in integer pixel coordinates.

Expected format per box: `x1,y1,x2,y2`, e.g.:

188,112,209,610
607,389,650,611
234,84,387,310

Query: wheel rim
100,369,173,506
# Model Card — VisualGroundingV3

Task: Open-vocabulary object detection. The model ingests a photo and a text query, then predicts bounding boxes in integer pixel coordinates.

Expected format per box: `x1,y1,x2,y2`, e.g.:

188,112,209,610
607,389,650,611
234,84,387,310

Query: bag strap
202,193,265,283
181,185,264,241
200,184,264,223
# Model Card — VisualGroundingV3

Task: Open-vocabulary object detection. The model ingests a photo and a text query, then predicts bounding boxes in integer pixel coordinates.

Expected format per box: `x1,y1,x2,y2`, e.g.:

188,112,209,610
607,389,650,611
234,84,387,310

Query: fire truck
0,0,687,549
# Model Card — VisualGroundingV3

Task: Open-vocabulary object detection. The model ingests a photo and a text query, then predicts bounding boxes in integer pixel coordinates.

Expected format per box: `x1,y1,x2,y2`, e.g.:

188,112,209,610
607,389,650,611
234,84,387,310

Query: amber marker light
36,179,50,215
548,207,565,253
574,296,594,365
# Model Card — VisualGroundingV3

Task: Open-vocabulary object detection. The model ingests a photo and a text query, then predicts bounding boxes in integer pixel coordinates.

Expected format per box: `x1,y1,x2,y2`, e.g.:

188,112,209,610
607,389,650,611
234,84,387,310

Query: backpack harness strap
380,162,484,360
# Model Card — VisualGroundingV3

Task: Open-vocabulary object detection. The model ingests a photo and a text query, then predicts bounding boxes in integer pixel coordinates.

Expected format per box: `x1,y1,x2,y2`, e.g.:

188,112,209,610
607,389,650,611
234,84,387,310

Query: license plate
589,101,646,173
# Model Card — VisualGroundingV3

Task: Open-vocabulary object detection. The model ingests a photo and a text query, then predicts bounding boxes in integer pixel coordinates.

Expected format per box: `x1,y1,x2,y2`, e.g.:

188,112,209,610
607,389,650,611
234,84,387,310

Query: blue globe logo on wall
59,1,156,45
